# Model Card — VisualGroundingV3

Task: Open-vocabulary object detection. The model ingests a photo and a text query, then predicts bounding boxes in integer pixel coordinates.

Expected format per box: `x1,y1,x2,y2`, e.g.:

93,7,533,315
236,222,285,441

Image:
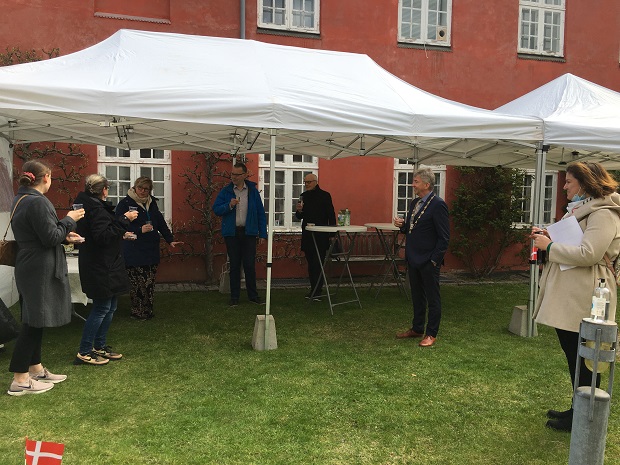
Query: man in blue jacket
394,167,450,347
213,163,267,306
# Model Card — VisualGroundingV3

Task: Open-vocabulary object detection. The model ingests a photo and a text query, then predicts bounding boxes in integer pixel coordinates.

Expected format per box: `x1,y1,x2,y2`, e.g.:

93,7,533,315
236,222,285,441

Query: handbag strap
603,253,615,275
3,195,28,241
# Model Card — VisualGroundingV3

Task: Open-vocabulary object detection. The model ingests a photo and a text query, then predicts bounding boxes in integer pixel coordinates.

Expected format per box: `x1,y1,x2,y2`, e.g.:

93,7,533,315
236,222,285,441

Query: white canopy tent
495,73,620,336
0,30,542,158
0,30,545,325
497,73,620,158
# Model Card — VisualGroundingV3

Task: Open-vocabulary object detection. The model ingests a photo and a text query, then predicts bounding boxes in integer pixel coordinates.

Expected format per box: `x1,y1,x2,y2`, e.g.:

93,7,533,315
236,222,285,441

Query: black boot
547,408,573,420
546,414,572,432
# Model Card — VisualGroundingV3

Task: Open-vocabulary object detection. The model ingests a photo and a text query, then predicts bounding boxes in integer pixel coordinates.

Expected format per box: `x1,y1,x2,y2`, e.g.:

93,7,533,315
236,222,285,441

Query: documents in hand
546,215,583,271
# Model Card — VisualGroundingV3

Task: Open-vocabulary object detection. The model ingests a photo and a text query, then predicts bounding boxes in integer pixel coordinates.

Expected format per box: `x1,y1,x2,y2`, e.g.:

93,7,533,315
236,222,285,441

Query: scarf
128,187,152,212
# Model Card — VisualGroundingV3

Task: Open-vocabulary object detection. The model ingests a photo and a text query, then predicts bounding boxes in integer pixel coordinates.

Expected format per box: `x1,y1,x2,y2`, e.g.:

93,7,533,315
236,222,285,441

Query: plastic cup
397,213,404,219
146,220,152,225
72,203,83,210
128,206,138,212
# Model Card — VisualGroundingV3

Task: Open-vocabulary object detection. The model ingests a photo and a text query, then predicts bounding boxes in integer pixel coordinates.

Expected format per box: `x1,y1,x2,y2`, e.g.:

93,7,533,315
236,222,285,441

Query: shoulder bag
0,195,28,267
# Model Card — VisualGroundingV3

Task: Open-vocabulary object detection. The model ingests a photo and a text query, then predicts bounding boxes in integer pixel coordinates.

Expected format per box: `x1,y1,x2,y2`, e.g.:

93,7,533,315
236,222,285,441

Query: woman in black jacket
73,174,137,365
115,177,181,320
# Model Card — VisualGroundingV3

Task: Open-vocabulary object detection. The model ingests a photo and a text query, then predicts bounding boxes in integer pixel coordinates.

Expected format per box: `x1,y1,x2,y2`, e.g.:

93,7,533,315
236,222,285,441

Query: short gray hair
413,167,435,189
84,174,109,196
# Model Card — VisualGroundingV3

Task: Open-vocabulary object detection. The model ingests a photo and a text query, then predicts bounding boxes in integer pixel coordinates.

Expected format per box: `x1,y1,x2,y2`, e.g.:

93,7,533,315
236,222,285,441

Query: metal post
569,319,617,465
251,129,278,351
526,142,547,337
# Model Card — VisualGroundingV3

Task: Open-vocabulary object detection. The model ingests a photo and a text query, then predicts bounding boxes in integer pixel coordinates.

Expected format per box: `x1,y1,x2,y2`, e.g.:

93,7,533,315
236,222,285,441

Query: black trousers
225,228,258,301
9,323,43,373
408,261,442,337
556,328,600,392
305,244,327,297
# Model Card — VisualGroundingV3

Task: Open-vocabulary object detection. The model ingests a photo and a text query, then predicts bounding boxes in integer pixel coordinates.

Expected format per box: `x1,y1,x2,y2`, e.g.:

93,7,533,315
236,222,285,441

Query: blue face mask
571,193,586,202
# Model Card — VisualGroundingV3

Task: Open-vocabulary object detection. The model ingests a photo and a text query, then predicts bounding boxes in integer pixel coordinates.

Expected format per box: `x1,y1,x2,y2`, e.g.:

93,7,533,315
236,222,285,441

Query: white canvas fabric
0,29,542,161
497,74,620,161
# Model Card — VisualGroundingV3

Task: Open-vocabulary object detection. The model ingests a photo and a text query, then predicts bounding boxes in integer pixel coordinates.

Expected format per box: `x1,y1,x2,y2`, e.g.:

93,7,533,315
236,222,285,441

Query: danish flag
24,438,64,465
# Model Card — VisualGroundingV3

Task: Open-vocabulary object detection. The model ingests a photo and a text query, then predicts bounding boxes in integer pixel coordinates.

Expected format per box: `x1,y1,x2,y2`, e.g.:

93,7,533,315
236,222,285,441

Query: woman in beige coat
532,161,620,432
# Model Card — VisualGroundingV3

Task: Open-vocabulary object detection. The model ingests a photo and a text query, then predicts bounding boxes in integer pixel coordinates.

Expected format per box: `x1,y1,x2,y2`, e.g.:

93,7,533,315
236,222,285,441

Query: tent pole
527,142,548,337
240,0,246,39
262,129,277,348
252,129,277,350
265,129,276,319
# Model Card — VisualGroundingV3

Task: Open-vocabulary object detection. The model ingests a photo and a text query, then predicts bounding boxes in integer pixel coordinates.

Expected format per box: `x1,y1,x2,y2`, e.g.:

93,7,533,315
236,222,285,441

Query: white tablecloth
66,255,89,306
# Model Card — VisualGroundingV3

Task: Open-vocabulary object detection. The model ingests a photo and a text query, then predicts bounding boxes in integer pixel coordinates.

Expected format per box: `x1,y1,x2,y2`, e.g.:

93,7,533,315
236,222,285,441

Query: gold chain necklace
408,193,435,233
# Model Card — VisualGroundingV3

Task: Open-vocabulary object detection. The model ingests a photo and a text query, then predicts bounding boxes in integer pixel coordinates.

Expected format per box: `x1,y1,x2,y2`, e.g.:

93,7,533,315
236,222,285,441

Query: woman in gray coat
7,160,84,396
532,161,620,431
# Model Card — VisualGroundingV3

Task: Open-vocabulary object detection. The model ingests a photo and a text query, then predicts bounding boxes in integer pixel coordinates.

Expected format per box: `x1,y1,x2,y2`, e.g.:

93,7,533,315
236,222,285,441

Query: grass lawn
1,282,619,464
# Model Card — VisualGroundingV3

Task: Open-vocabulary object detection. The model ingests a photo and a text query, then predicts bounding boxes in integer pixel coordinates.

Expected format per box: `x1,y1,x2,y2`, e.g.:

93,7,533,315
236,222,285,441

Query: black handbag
0,297,20,344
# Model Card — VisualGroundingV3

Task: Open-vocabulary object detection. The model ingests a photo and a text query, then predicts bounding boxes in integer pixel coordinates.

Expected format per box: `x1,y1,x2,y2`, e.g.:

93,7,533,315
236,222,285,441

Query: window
518,0,565,56
258,0,320,33
97,146,172,222
398,0,452,45
393,160,446,217
516,171,557,226
259,154,318,230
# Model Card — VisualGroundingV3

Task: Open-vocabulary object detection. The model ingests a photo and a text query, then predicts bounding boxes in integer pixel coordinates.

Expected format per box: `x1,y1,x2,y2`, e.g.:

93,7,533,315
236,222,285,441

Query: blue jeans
78,296,118,355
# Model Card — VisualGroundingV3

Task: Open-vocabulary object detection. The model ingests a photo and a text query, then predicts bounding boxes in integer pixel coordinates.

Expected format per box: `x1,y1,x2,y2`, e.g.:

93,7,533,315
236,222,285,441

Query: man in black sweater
295,174,336,300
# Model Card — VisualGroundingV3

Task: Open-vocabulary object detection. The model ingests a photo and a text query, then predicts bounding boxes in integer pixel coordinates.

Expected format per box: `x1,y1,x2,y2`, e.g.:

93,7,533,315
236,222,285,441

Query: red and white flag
24,438,64,465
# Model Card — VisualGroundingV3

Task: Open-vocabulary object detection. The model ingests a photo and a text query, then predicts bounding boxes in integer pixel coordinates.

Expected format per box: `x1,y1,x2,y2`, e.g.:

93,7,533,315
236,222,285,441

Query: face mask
571,192,586,202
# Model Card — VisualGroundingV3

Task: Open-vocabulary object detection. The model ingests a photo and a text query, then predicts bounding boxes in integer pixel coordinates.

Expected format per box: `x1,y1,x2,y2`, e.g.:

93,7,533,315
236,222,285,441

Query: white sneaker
7,378,54,396
30,367,67,384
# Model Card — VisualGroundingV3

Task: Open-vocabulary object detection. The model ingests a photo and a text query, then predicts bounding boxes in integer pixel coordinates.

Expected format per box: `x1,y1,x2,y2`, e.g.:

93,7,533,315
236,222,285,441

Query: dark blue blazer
401,194,450,267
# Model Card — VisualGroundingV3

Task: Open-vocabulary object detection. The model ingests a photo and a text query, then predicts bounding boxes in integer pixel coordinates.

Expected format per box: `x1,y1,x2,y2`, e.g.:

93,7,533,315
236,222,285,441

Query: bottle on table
585,278,612,373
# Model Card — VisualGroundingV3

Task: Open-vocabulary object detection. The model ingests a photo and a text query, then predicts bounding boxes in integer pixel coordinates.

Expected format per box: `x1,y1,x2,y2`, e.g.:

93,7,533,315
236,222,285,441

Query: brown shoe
419,335,436,347
396,329,424,339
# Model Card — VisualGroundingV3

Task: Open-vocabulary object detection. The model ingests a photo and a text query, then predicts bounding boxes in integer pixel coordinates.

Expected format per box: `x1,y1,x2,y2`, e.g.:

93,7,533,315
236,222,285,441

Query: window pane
400,0,422,40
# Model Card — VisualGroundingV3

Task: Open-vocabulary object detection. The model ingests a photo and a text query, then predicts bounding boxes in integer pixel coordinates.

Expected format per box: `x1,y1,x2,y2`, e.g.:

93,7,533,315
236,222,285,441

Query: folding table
364,223,409,299
306,224,367,315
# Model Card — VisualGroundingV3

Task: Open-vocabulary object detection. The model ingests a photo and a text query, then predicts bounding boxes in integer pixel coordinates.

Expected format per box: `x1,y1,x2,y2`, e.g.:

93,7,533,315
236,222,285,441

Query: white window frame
393,160,446,217
515,170,558,227
257,0,320,34
258,153,319,231
398,0,452,46
97,146,173,223
518,0,565,57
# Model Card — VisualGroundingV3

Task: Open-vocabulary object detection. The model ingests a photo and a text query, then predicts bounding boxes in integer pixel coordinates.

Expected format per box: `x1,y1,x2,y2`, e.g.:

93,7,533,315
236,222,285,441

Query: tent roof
496,74,620,167
0,29,542,164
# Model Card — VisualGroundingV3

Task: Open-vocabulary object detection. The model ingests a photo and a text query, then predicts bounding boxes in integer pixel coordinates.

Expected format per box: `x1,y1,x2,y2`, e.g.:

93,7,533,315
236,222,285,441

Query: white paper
546,215,583,271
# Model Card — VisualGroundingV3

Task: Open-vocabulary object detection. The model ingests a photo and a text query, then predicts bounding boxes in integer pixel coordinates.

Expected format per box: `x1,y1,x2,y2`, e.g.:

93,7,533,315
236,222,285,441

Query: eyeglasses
231,172,246,177
136,186,151,192
304,180,317,184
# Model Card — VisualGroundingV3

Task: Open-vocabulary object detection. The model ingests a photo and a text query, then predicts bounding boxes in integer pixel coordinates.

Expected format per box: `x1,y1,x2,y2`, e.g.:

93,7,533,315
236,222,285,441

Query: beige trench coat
534,193,620,332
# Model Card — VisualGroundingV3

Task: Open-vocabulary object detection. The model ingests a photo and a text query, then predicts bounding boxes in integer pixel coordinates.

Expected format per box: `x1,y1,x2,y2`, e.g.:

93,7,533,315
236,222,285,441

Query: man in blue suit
395,167,450,347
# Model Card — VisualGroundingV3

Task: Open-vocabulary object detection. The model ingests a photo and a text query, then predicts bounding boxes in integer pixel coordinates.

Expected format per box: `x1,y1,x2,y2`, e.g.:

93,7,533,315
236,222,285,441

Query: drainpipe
240,0,246,39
